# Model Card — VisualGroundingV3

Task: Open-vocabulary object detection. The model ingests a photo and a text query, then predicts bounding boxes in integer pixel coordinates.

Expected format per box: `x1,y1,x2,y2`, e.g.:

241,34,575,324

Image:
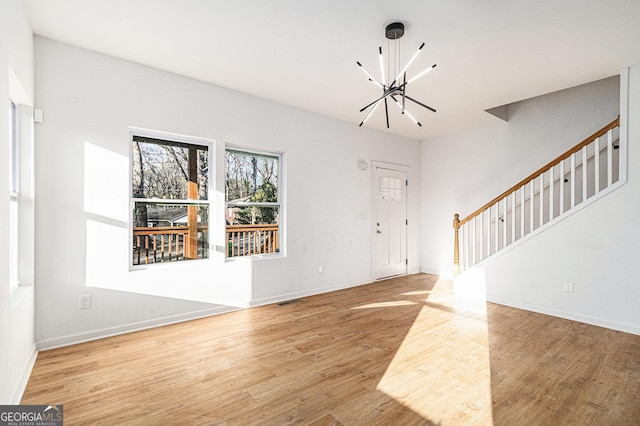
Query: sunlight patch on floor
376,277,494,424
351,300,418,309
453,267,487,300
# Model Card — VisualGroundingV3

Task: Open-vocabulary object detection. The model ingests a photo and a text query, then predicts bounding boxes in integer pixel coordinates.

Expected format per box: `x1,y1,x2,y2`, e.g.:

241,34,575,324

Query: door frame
371,160,410,280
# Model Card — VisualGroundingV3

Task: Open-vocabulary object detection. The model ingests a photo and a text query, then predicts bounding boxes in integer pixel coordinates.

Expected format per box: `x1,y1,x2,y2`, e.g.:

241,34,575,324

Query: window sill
10,283,33,312
225,252,285,262
129,257,216,272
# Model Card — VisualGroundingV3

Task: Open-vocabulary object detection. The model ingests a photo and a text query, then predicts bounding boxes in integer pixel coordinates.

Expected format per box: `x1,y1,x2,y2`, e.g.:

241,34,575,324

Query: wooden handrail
226,224,278,231
457,115,619,227
134,226,208,236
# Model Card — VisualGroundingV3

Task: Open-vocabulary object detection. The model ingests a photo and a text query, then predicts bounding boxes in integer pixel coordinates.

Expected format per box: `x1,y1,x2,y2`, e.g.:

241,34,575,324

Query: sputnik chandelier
357,22,436,128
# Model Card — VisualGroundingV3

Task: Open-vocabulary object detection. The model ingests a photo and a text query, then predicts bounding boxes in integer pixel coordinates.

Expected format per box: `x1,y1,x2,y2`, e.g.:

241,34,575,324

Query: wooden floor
22,274,640,425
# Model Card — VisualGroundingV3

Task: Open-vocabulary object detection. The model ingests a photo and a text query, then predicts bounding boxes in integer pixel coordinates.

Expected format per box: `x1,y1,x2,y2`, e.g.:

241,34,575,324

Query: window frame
129,130,214,269
9,101,19,290
225,145,283,258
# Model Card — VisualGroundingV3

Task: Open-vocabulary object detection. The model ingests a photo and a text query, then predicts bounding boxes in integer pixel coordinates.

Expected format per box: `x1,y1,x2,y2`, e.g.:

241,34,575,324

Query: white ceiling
21,0,640,141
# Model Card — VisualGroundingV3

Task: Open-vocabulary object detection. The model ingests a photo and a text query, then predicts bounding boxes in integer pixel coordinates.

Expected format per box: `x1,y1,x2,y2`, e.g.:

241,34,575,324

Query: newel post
453,214,460,276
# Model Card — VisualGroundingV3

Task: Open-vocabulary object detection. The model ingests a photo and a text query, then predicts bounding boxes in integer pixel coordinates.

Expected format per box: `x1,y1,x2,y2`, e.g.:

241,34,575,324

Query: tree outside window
225,148,281,257
131,135,210,265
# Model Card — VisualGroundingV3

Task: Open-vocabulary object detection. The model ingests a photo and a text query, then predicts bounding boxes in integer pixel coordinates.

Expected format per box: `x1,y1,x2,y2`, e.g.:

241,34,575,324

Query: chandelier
357,22,437,128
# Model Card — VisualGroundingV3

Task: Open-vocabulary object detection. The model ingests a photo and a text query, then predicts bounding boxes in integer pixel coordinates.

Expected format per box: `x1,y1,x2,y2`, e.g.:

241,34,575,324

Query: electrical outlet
563,282,574,293
80,294,92,310
318,265,323,273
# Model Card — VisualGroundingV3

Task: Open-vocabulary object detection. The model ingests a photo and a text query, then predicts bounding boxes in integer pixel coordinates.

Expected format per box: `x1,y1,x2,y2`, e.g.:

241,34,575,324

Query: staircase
453,116,621,274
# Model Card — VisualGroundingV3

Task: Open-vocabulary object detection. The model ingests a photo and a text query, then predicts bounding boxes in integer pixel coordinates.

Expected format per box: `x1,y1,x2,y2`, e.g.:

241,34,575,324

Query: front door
374,166,407,279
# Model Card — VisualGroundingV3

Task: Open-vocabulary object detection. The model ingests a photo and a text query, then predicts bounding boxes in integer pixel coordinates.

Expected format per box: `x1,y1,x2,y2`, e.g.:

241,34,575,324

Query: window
9,102,19,288
225,148,281,257
131,135,211,266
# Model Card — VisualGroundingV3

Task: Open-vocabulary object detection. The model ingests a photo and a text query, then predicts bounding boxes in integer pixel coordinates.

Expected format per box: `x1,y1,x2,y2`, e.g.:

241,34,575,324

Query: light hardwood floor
22,274,640,425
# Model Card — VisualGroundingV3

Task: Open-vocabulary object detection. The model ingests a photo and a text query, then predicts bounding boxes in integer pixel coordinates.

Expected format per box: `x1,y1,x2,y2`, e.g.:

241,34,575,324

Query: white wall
34,38,422,348
421,76,620,275
421,74,640,335
0,0,36,404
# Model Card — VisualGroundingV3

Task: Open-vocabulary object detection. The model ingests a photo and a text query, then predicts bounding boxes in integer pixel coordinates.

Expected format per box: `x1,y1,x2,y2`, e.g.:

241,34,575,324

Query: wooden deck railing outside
133,224,279,265
227,224,279,257
133,226,209,265
453,116,620,274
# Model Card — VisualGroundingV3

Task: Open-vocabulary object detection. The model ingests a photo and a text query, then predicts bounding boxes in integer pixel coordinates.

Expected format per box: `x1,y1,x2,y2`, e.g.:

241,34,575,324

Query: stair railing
453,116,620,274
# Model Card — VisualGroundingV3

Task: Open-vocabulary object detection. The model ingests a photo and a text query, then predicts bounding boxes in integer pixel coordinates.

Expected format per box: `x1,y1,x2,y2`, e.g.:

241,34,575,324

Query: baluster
459,222,464,270
559,160,565,214
144,235,149,264
235,231,239,256
529,180,534,233
570,153,576,209
272,229,276,252
471,216,475,266
161,234,165,262
494,203,499,253
595,135,601,194
263,231,268,254
549,166,554,220
486,207,491,256
479,210,484,261
520,185,525,238
502,197,507,248
274,230,279,253
582,145,588,203
511,190,516,243
152,234,157,263
539,174,544,227
607,129,613,187
254,230,259,255
136,235,141,265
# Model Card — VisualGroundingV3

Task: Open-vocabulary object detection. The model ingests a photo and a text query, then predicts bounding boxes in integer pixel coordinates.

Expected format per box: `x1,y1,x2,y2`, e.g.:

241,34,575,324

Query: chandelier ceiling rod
357,22,437,129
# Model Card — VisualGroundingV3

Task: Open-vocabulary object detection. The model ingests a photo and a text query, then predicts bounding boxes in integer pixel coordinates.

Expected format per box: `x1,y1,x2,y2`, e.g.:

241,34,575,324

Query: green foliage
225,150,279,225
235,181,278,224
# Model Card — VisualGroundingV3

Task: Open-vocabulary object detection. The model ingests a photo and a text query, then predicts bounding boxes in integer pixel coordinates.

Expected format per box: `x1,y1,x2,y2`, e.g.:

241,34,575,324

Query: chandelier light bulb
357,61,383,89
408,64,437,84
394,42,425,84
392,98,422,127
378,47,386,86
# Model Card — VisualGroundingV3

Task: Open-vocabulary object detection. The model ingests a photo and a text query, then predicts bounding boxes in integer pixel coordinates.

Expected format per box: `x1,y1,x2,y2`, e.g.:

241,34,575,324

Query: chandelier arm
402,72,407,113
404,95,437,113
390,96,422,127
357,61,384,88
359,99,384,127
384,97,390,128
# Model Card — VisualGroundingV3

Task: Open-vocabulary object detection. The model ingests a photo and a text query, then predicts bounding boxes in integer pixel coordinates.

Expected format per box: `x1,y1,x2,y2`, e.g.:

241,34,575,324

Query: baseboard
36,306,239,351
487,294,640,336
420,268,452,279
11,343,38,404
